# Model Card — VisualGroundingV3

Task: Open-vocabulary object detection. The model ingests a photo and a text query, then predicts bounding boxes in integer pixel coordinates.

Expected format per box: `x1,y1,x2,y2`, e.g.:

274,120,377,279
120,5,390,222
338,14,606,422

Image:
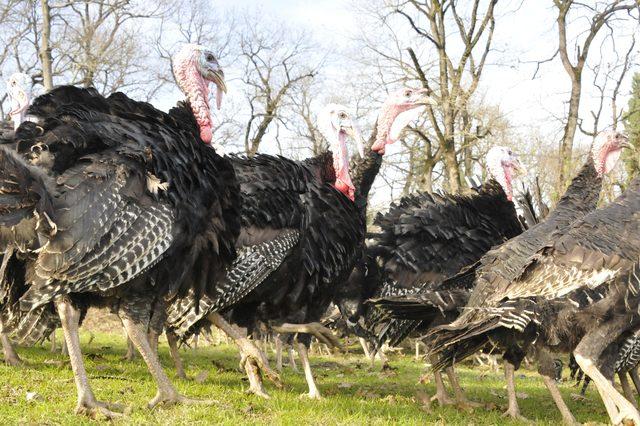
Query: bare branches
239,14,320,156
553,0,638,190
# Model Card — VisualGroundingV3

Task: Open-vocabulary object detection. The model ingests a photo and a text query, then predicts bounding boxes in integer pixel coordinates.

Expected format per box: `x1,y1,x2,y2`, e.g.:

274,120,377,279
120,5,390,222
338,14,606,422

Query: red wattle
200,127,213,144
334,180,355,201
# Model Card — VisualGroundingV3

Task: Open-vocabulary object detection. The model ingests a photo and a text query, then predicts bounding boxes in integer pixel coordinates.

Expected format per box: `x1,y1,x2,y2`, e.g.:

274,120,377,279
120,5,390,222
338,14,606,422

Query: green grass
0,330,612,425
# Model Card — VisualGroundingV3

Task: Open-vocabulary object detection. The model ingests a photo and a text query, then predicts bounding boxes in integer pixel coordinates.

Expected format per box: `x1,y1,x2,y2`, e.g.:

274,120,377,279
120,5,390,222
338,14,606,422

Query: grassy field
0,327,613,425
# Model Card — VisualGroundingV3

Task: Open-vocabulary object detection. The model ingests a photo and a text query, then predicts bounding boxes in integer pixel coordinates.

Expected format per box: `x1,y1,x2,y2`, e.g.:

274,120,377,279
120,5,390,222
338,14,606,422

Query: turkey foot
445,366,481,411
271,322,343,350
2,334,23,366
243,355,270,399
430,371,454,406
501,406,531,423
75,397,124,419
209,313,282,388
148,390,216,409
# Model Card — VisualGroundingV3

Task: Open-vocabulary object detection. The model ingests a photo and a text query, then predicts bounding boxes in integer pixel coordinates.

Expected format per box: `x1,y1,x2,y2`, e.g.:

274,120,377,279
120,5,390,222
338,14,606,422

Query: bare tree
39,0,53,91
394,0,498,193
240,15,320,156
552,0,639,189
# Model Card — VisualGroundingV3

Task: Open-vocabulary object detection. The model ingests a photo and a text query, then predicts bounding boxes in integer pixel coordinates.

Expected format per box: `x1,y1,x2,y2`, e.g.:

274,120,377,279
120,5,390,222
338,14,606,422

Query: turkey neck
350,126,383,220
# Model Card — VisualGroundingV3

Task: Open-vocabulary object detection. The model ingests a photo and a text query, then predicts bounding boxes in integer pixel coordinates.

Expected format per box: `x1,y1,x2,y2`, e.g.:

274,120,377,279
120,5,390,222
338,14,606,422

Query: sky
158,0,639,205
210,0,637,130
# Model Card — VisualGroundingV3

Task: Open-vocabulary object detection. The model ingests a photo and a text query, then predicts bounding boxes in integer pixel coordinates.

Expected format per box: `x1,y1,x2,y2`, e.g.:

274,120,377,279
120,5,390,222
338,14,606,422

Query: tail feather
0,146,55,252
369,289,470,320
432,334,491,371
374,319,421,352
12,304,59,346
168,230,300,338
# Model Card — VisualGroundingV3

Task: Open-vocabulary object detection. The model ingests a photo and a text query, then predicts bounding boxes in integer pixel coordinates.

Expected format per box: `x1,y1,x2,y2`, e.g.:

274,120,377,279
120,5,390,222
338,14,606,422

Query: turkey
164,102,365,398
327,88,436,339
166,88,434,399
429,131,629,420
0,44,240,418
436,175,640,421
448,177,640,424
3,72,32,133
0,72,35,366
355,146,525,408
569,334,640,403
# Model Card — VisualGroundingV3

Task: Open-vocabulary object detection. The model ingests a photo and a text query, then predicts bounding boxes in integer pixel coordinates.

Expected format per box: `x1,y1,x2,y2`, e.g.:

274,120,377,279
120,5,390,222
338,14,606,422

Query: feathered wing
0,146,56,252
167,229,300,337
374,180,522,283
364,180,522,349
438,159,603,329
431,178,640,363
19,153,176,311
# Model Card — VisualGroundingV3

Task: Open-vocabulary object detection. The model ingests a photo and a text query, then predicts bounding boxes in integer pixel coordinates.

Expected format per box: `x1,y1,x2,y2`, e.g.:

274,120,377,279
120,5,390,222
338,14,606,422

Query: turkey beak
619,137,632,150
210,69,227,110
512,158,527,177
8,87,28,116
416,88,437,106
345,124,365,158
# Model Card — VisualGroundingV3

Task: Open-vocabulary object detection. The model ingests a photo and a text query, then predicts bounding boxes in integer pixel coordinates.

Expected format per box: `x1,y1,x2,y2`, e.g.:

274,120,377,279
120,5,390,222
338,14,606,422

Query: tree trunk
39,0,53,92
443,137,461,193
417,160,434,194
558,73,582,190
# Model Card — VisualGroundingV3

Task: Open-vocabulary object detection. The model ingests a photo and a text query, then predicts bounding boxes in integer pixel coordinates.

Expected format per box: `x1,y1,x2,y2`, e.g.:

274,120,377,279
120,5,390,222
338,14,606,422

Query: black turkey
0,72,35,366
166,89,434,399
0,44,240,418
356,146,525,408
429,131,629,420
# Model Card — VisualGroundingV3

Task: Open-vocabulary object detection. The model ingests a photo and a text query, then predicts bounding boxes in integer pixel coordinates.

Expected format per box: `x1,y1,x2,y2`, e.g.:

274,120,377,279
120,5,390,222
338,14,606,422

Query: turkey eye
404,90,412,97
206,54,214,62
339,112,347,119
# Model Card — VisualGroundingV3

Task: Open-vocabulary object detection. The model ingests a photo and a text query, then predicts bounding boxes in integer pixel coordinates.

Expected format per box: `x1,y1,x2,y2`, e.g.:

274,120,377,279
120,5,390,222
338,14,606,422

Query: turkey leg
1,332,21,366
359,337,372,359
50,329,57,353
541,375,578,425
208,313,282,392
538,348,578,424
121,316,213,408
271,322,343,349
619,373,638,408
289,347,298,371
446,366,482,410
431,370,454,406
630,368,640,395
574,318,640,425
123,336,137,361
56,298,123,418
275,335,284,372
502,360,528,421
297,342,321,399
166,330,187,379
